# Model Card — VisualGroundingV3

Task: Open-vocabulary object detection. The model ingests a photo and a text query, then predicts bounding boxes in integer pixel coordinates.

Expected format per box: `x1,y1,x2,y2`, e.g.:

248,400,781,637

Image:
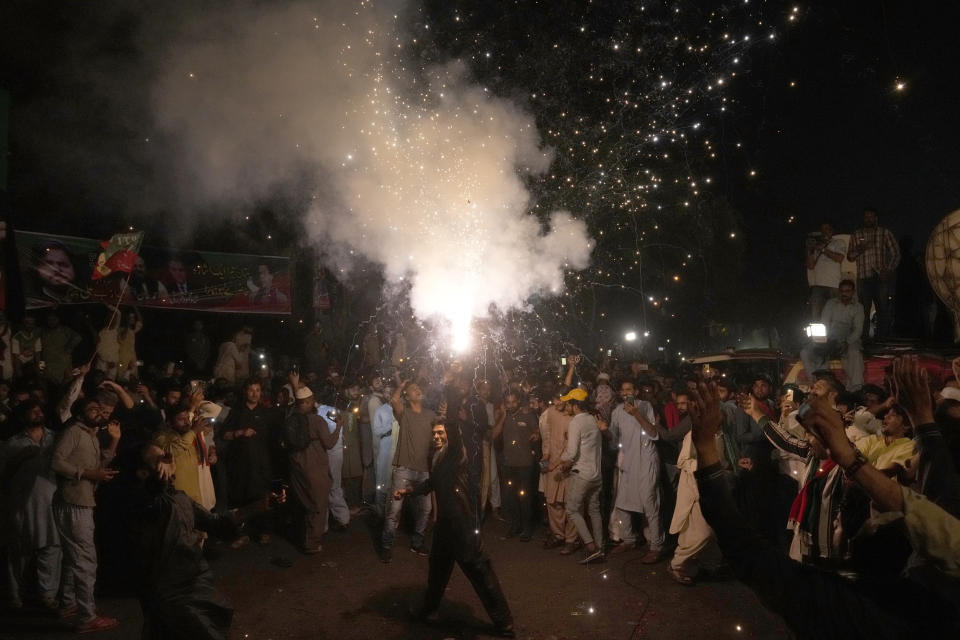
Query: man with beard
395,420,514,637
846,207,900,339
152,404,203,505
2,400,60,611
607,381,664,562
50,397,121,632
283,380,342,553
750,375,775,419
218,378,277,546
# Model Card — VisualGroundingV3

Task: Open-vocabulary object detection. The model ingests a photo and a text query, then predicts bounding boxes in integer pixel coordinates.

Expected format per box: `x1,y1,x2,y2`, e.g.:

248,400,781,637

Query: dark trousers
501,465,534,536
858,274,892,338
600,449,617,541
421,518,513,629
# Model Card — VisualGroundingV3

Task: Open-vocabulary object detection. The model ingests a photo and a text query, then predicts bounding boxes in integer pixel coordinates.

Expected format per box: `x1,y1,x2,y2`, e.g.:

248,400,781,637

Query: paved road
1,513,789,639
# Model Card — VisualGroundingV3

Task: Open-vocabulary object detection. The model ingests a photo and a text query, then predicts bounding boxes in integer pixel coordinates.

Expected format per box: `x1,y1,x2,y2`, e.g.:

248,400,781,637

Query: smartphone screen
561,357,567,366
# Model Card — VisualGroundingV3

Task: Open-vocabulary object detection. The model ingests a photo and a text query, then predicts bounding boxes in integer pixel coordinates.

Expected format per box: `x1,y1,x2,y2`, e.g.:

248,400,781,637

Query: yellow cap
559,388,588,402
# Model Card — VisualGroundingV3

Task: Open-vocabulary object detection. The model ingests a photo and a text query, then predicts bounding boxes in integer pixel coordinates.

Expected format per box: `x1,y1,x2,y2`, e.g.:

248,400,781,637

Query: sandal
59,604,78,619
76,615,120,633
669,566,694,586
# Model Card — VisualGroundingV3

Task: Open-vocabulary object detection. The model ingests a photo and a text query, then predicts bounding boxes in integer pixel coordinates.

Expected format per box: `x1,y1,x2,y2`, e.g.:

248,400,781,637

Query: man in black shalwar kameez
394,418,514,637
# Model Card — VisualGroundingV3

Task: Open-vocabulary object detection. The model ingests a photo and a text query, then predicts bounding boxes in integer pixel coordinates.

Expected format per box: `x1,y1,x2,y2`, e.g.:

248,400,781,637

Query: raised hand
892,356,934,426
187,386,205,410
689,382,723,466
596,416,609,432
744,395,765,422
86,467,119,482
796,395,856,466
105,420,122,441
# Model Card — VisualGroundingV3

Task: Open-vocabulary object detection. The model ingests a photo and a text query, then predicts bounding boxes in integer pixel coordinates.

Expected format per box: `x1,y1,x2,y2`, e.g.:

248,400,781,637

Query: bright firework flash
151,1,594,352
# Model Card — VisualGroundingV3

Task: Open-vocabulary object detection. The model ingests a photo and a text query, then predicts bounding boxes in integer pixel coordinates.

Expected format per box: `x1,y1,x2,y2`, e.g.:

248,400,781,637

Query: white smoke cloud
151,0,593,348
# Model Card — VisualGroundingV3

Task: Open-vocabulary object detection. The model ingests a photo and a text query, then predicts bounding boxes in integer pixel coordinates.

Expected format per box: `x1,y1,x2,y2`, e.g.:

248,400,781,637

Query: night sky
2,1,959,357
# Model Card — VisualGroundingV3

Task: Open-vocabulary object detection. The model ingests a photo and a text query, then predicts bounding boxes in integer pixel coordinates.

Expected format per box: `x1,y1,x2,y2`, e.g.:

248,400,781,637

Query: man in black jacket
394,418,514,637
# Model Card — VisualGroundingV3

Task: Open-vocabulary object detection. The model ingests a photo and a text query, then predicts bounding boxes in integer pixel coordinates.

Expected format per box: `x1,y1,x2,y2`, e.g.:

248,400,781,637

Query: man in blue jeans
557,388,605,564
380,381,437,562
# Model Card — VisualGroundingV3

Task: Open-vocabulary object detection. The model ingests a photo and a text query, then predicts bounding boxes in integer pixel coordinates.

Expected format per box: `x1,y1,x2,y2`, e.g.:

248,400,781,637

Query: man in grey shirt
50,397,121,632
380,381,437,562
800,279,864,390
558,388,605,564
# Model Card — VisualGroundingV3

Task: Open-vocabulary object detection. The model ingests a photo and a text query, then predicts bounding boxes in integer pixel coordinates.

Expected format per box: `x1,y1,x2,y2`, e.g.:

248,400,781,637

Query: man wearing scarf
787,431,845,565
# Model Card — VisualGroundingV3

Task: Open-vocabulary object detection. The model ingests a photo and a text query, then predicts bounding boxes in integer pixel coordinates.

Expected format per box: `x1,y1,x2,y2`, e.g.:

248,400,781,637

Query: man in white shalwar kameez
2,401,60,609
668,430,724,584
318,404,350,528
372,397,400,517
606,381,665,563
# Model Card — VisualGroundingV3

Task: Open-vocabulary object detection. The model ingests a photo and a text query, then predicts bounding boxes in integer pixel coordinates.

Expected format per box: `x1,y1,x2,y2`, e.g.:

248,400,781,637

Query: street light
625,331,637,342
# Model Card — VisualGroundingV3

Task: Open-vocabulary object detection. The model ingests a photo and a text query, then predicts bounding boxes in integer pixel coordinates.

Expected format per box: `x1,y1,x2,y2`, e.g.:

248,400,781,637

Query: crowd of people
1,304,959,638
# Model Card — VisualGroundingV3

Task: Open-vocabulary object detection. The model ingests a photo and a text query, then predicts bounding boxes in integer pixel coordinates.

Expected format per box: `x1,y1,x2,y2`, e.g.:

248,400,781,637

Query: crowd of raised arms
0,306,958,638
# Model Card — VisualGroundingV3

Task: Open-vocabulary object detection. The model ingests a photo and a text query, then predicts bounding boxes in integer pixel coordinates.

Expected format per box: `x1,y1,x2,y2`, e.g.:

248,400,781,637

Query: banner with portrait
16,231,291,314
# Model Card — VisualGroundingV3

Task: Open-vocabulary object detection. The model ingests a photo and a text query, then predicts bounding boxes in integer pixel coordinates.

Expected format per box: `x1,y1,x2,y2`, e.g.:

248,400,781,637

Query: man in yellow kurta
152,404,202,504
855,405,913,474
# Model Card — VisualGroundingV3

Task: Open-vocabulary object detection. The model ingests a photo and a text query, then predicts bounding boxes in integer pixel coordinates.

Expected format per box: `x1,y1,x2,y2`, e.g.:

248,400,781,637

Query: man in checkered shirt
846,208,900,339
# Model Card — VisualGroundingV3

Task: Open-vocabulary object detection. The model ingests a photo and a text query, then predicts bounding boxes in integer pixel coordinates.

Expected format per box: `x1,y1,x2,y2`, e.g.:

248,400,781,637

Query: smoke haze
15,0,594,342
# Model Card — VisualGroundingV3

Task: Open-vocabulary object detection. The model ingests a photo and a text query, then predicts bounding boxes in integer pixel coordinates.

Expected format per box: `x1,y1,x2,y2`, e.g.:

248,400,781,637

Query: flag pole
86,268,134,370
86,230,142,370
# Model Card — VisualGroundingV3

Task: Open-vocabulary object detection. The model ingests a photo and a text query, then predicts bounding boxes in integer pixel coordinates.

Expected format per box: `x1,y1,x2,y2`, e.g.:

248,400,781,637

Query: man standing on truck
800,279,864,391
